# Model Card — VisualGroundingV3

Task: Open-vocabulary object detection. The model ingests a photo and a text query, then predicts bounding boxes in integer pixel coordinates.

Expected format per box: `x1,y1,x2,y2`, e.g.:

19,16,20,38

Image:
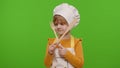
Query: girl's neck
58,32,71,40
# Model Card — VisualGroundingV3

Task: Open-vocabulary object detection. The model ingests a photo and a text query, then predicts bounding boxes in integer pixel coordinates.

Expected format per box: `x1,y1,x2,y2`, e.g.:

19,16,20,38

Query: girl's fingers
51,44,56,48
58,44,64,49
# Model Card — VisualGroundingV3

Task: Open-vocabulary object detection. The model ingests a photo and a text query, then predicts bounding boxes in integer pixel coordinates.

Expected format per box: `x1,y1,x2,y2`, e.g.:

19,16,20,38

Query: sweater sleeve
44,39,54,68
64,39,84,68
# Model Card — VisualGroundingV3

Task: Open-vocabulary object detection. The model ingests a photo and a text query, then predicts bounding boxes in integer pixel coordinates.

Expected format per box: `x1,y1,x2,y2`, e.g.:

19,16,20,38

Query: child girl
44,3,84,68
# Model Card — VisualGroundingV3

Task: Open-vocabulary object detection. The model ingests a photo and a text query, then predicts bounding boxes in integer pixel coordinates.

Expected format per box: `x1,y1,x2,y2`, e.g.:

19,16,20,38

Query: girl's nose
57,24,61,28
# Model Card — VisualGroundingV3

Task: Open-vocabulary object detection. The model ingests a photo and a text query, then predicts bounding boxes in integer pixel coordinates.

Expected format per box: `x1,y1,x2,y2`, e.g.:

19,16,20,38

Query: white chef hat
53,3,80,26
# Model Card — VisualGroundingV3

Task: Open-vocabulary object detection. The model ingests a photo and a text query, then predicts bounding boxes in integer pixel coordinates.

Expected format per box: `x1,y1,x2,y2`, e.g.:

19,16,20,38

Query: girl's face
53,15,69,36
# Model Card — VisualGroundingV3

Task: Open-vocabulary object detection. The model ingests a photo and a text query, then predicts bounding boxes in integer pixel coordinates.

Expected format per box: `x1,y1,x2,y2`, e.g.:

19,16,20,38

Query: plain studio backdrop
0,0,120,68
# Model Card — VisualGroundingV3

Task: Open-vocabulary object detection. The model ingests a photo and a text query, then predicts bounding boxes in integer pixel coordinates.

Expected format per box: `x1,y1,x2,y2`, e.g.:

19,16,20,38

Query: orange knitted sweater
44,38,84,68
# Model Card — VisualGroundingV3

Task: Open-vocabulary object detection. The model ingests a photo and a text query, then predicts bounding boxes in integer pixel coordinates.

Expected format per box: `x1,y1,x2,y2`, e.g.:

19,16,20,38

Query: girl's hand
48,44,56,55
58,44,67,57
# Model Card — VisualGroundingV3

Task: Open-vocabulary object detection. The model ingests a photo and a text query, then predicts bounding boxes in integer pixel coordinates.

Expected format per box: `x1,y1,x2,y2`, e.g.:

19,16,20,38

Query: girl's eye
60,23,63,25
54,23,58,26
